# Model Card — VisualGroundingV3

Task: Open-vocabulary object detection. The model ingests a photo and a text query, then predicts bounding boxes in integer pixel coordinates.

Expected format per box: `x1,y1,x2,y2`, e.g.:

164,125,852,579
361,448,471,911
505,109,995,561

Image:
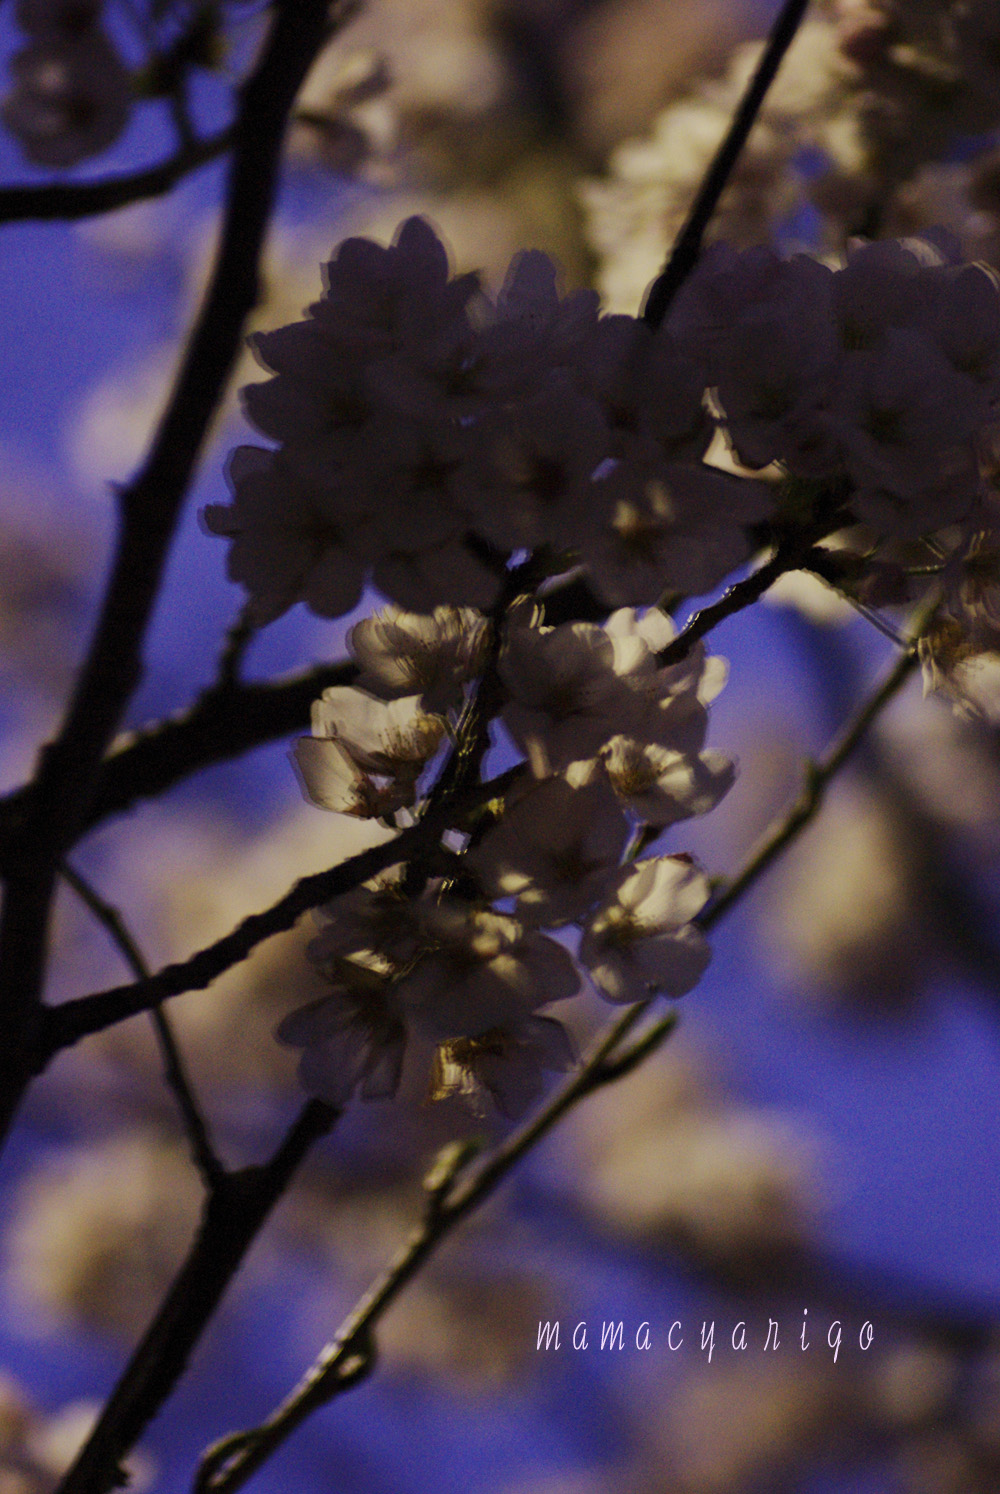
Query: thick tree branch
656,534,831,667
0,129,233,225
0,0,344,1151
54,1100,337,1494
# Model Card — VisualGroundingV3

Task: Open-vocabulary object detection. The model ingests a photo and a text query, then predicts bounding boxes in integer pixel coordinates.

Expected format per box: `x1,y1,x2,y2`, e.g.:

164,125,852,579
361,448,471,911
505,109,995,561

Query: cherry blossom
600,736,735,826
349,604,488,713
202,447,371,626
397,902,580,1042
499,617,645,772
276,966,407,1105
467,771,630,927
430,1016,576,1119
580,855,712,1003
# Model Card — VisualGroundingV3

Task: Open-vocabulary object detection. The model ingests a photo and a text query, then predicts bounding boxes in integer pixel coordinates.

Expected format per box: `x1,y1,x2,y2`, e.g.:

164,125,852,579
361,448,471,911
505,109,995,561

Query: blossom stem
60,861,225,1190
188,602,936,1494
656,532,829,666
192,1003,651,1494
642,0,812,329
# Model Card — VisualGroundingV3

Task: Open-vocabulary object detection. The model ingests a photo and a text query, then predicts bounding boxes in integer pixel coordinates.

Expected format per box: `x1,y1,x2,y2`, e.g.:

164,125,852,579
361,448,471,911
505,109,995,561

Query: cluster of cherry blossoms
2,0,133,168
277,604,732,1117
203,215,1000,1116
207,221,1000,642
670,235,1000,539
204,216,774,621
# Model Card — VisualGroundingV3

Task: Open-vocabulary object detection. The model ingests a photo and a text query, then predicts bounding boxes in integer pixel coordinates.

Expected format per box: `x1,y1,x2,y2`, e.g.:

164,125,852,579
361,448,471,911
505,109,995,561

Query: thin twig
642,0,812,329
215,608,257,691
54,1100,337,1494
657,535,828,667
60,861,224,1189
698,596,938,932
38,765,525,1062
190,607,935,1494
192,1003,650,1494
0,129,233,224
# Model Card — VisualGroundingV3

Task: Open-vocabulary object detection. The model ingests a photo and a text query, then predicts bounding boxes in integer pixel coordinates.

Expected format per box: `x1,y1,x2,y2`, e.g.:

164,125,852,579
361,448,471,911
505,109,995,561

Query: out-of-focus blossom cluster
292,0,508,180
582,1,1000,312
560,1043,820,1273
0,1372,150,1494
2,0,133,168
5,1132,201,1339
279,602,732,1118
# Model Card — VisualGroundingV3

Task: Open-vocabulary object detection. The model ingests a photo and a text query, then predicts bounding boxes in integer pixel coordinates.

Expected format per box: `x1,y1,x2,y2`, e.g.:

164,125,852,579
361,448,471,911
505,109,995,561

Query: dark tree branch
0,0,345,1152
0,129,233,224
656,535,831,667
0,661,359,870
61,861,224,1189
642,0,812,329
38,765,524,1062
54,1100,338,1494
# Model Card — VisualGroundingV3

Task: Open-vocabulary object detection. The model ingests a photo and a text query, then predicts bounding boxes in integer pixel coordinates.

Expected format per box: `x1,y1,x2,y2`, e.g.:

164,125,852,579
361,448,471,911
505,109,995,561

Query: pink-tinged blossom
479,249,601,394
580,855,712,1004
311,217,481,363
457,376,612,553
925,264,1000,389
468,771,630,927
293,687,445,818
833,327,985,534
670,243,837,387
579,316,712,461
310,687,446,779
603,608,728,757
670,244,841,477
337,417,470,551
667,237,1000,540
499,618,646,771
832,237,945,353
431,1016,576,1119
371,534,503,614
292,737,398,819
397,903,580,1042
349,604,488,713
308,871,422,975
